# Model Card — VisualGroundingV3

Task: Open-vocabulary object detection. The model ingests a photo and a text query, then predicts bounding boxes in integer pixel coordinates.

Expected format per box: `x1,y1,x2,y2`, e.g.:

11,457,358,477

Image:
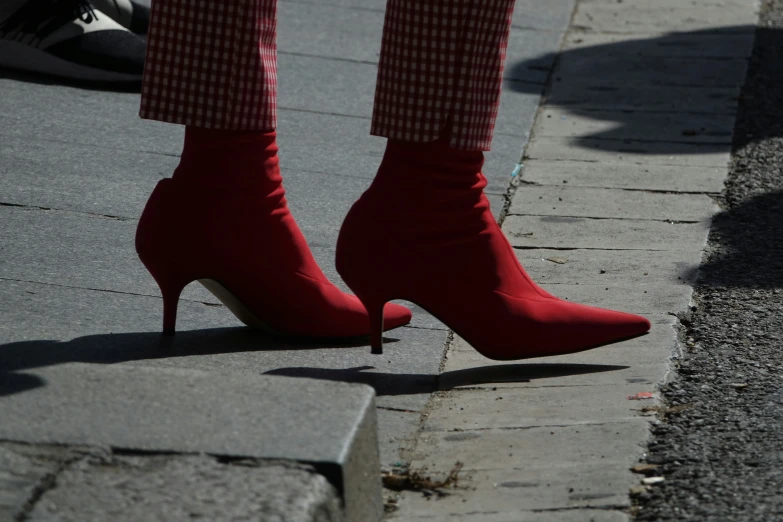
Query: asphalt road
635,0,783,519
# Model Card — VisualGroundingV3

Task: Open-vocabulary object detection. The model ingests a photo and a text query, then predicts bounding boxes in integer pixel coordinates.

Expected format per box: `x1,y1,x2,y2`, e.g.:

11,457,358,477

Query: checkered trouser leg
139,0,277,130
139,0,514,150
371,0,516,151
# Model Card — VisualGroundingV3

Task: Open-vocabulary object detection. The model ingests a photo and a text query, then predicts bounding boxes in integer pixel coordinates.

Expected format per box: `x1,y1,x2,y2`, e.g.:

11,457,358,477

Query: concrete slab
27,454,342,522
421,385,657,432
511,0,576,32
0,135,172,219
389,511,628,522
515,248,701,285
504,28,567,85
0,364,381,522
394,463,635,514
525,137,731,166
279,1,384,63
509,185,718,221
409,421,649,472
0,79,181,157
0,443,66,521
495,86,544,139
485,134,526,195
518,160,728,193
280,0,385,9
557,56,748,89
503,214,711,251
533,108,736,144
562,30,756,58
0,279,446,469
513,282,688,315
544,84,741,114
278,54,376,118
572,3,759,33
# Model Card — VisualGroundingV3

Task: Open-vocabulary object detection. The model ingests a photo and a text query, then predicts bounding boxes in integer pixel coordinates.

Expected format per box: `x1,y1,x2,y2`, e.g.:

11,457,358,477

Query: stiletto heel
160,278,187,336
354,293,386,354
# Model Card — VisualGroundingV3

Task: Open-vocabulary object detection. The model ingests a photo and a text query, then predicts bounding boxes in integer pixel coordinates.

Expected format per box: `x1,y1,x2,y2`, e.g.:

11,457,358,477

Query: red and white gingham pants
140,0,515,151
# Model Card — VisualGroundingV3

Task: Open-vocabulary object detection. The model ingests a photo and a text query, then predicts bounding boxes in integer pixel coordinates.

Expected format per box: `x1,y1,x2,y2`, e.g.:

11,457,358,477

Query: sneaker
0,0,145,83
91,0,149,34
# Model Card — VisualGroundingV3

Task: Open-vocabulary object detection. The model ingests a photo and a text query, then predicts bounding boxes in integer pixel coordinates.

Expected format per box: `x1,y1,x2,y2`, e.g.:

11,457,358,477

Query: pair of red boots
136,128,649,359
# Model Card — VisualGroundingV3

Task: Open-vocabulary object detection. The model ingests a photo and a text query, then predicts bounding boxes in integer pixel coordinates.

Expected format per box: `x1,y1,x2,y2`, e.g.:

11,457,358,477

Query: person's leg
135,0,410,337
337,0,650,357
370,0,513,151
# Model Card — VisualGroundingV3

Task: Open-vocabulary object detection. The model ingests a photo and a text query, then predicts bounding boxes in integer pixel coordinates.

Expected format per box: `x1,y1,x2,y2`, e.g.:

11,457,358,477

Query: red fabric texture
139,0,514,151
140,0,277,130
371,0,515,150
135,128,411,337
336,139,651,359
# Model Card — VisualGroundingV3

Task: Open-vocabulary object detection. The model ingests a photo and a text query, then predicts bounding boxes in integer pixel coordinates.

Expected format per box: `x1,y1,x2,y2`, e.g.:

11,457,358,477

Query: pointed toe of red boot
383,302,413,330
576,305,650,348
535,301,651,358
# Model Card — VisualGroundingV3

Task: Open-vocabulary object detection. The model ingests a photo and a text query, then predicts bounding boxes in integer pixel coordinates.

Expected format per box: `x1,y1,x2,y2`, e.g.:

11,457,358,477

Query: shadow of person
265,362,628,396
505,25,770,154
0,68,142,92
695,190,783,289
0,329,627,399
0,327,399,396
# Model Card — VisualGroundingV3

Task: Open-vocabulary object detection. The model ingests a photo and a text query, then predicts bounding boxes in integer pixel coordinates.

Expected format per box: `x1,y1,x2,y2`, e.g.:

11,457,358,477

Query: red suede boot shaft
136,128,411,337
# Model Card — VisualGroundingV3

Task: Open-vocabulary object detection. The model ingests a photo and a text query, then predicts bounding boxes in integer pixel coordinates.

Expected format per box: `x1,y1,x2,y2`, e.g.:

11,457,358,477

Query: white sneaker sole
0,39,141,82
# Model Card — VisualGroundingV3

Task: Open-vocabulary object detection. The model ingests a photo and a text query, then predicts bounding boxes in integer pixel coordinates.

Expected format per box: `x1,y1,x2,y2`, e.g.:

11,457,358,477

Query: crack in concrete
0,201,134,222
279,0,385,14
512,246,673,251
507,212,703,224
277,105,371,121
530,504,629,512
0,277,223,308
14,452,88,522
521,156,728,169
402,324,449,332
440,421,633,433
511,179,721,196
377,406,421,414
443,383,607,392
278,50,378,67
0,130,181,159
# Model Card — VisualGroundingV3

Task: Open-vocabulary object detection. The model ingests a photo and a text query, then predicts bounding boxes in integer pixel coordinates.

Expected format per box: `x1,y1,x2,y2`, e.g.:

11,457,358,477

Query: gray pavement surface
0,0,566,519
0,0,561,474
634,0,783,519
1,442,342,522
2,0,774,520
0,364,381,521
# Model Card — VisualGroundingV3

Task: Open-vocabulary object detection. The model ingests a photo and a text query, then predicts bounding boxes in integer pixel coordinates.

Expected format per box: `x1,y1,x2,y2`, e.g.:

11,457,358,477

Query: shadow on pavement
0,328,627,397
697,194,783,290
0,327,386,396
266,363,628,396
0,68,141,92
506,26,768,154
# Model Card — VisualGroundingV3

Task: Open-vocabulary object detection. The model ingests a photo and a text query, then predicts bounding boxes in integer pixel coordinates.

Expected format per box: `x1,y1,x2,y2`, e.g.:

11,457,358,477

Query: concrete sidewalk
0,0,760,519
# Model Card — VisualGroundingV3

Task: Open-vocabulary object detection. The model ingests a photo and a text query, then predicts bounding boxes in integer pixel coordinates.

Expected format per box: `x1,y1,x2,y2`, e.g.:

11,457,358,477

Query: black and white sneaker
91,0,149,35
0,0,145,83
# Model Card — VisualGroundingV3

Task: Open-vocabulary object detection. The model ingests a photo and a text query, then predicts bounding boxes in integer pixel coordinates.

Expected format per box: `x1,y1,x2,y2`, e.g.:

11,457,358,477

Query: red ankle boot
136,128,411,338
336,138,650,357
